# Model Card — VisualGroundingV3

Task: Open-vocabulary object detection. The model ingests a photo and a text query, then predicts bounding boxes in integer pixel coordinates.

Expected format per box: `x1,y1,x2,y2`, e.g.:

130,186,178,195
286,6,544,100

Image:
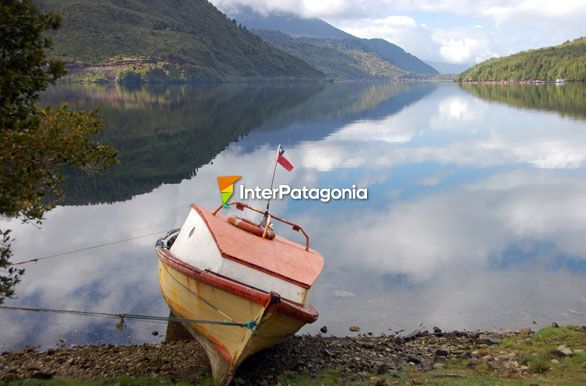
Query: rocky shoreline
1,325,585,385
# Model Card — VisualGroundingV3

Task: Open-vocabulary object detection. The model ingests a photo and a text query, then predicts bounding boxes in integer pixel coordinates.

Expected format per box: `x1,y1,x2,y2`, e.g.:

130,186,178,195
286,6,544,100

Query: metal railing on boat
213,201,311,252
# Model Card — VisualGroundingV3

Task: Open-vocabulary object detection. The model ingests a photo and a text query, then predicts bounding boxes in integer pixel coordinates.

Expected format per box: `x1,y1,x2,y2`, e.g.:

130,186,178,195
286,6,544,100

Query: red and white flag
276,145,294,171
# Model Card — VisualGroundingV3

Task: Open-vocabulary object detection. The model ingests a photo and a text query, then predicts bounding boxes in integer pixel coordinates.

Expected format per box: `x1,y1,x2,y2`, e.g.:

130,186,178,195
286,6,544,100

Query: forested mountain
254,31,407,80
254,30,438,80
361,38,438,75
41,0,323,82
234,9,438,78
456,37,586,82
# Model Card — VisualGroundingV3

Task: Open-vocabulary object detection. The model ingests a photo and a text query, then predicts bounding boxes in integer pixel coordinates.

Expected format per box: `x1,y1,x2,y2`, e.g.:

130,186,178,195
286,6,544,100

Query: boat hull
157,247,317,385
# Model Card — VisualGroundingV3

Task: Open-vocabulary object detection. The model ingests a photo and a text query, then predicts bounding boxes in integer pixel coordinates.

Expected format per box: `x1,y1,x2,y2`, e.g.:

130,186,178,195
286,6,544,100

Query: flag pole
265,144,280,213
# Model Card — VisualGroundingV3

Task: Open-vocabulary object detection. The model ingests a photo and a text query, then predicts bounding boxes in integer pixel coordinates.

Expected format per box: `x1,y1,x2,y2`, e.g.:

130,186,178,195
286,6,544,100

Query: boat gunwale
156,247,319,323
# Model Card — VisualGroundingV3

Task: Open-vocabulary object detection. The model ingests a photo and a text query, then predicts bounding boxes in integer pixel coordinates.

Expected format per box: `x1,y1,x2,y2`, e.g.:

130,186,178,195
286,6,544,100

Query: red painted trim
202,329,234,364
157,247,319,324
166,300,234,364
191,204,311,289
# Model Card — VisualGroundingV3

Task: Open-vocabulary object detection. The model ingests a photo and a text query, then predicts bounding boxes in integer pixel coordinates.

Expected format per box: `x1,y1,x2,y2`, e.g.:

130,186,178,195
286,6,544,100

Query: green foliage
41,0,324,82
456,37,586,81
0,104,117,220
0,0,117,302
113,62,222,84
0,0,65,131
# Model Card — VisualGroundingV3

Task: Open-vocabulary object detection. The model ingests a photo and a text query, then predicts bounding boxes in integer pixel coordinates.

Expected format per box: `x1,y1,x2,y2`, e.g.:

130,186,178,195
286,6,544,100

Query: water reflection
1,82,585,351
45,82,435,205
45,83,326,205
460,83,586,122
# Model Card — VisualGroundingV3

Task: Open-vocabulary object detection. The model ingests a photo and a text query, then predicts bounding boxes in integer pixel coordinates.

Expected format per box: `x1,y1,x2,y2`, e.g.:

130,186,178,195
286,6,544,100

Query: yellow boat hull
157,251,314,385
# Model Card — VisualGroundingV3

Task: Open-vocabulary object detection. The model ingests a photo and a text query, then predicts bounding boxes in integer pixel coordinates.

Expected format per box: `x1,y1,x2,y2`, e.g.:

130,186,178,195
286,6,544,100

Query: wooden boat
156,202,324,385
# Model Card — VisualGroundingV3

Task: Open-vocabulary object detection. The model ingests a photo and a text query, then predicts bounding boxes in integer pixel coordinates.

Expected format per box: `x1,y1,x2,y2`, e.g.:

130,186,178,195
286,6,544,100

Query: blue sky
211,0,586,64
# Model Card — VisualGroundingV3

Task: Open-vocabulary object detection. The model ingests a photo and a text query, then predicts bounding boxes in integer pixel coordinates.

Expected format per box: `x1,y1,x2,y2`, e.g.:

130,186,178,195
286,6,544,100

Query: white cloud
211,0,586,64
334,16,440,61
483,0,586,27
212,0,352,18
335,17,500,64
434,34,484,63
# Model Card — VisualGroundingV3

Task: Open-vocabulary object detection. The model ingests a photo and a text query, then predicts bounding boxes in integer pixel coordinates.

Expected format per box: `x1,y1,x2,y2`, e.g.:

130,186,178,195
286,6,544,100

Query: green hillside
41,0,324,82
359,38,438,75
456,37,586,82
236,8,438,76
254,30,411,80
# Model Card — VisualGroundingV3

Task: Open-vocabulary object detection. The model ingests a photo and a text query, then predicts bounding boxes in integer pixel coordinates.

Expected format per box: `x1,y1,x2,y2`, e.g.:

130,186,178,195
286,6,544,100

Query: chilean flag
276,145,294,171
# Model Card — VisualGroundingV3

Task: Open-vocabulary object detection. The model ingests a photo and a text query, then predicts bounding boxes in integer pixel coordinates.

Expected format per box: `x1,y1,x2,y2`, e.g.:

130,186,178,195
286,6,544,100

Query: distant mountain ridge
424,60,471,75
232,8,438,78
42,0,323,82
456,37,586,82
361,38,438,75
254,30,407,80
231,7,353,39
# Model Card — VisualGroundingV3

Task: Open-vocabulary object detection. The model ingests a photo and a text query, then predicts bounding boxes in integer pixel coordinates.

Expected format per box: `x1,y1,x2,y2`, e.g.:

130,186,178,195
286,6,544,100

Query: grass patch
500,325,586,378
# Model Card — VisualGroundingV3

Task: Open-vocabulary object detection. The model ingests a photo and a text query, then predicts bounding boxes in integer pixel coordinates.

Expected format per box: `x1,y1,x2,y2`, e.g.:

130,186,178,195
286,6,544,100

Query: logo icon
217,176,241,208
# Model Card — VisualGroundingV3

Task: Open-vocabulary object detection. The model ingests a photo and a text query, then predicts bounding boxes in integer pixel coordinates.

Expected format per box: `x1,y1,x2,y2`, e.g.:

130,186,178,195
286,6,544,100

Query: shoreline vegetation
61,60,326,84
458,79,584,84
61,60,449,84
1,325,584,385
455,37,586,83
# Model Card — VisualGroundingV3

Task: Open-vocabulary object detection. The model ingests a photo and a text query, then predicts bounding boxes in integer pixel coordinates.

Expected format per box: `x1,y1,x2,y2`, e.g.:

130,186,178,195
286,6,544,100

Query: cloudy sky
211,0,586,65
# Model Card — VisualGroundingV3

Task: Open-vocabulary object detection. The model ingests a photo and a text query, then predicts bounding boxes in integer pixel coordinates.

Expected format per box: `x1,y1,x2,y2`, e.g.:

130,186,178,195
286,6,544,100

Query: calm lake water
1,81,586,350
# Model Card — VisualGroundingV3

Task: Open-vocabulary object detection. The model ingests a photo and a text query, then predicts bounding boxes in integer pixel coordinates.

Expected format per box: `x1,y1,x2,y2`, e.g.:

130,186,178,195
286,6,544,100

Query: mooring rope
10,230,168,266
160,260,237,323
0,305,257,331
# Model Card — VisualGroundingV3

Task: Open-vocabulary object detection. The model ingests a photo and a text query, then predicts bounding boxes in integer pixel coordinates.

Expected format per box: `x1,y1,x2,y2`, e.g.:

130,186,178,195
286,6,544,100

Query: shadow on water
460,82,586,121
43,82,436,205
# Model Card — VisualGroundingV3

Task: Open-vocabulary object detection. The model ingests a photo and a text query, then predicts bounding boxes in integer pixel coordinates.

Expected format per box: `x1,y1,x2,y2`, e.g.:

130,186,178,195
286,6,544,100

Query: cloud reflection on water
1,82,585,350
